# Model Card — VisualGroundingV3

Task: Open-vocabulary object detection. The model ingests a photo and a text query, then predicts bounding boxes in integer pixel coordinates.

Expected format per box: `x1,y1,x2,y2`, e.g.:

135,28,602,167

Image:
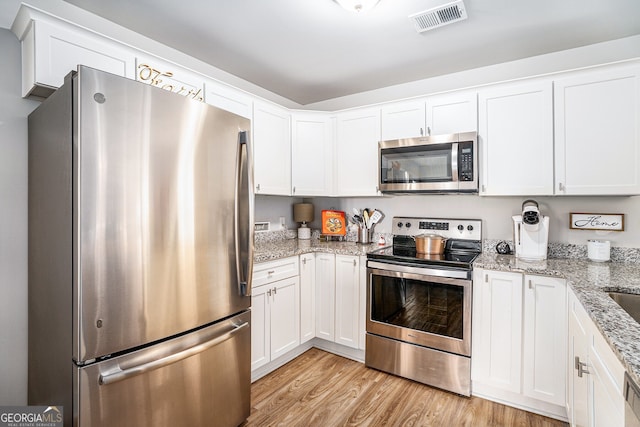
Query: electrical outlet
279,217,286,229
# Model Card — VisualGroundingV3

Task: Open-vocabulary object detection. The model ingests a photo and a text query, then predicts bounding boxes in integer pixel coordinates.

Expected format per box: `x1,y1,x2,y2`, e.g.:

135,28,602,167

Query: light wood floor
242,348,568,427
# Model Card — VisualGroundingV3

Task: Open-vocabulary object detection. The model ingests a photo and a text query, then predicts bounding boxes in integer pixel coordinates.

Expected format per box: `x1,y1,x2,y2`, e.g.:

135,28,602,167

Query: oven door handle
367,261,471,281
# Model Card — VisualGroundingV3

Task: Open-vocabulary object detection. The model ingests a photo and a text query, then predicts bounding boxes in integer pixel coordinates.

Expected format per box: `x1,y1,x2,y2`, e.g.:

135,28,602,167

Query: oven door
366,261,471,356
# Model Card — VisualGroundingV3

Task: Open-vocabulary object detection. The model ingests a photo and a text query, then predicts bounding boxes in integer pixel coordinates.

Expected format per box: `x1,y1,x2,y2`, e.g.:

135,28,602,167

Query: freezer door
73,67,253,361
75,311,250,427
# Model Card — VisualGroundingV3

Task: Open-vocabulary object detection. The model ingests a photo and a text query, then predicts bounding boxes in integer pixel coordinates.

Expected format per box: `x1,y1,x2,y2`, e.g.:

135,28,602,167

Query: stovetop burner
367,216,482,270
367,245,479,269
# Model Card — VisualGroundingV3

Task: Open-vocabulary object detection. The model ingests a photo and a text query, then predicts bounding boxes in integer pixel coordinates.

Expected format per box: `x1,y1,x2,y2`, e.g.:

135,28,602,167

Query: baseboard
251,340,364,382
471,382,569,422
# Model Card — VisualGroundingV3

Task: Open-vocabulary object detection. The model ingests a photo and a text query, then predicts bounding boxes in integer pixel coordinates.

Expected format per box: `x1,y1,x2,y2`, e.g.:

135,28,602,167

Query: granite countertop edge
474,252,640,387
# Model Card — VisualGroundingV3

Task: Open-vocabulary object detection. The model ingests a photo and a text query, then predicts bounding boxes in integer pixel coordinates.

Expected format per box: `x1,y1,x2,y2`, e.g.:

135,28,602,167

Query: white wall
0,28,39,405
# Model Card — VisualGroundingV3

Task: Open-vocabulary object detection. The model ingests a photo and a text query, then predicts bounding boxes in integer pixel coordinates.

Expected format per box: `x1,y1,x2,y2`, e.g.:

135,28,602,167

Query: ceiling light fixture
334,0,381,13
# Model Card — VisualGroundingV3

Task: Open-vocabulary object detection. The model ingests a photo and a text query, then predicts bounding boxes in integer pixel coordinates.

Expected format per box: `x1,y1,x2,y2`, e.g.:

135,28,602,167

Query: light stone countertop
474,252,640,388
254,238,381,263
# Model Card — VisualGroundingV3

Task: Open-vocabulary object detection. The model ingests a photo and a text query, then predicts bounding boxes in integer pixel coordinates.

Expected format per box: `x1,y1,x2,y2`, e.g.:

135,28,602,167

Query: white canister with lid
587,240,610,262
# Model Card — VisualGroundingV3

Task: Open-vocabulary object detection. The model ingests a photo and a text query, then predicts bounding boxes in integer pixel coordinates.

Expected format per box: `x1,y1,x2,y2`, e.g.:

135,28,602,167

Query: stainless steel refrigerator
28,66,254,427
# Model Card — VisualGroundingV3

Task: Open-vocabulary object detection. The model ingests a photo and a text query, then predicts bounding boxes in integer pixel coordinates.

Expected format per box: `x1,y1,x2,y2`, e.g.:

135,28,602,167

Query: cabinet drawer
253,256,299,288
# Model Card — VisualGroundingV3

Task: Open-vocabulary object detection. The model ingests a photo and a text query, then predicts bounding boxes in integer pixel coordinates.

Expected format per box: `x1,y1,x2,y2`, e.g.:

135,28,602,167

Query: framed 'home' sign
569,213,625,231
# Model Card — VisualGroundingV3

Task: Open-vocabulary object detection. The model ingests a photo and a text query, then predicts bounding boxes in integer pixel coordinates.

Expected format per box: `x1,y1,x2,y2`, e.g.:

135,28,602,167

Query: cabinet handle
427,126,431,136
528,279,533,289
575,356,590,377
267,289,272,296
302,258,306,265
267,270,275,276
256,183,261,191
420,127,424,136
353,259,357,267
484,274,488,283
559,182,565,192
481,185,486,193
292,186,296,194
273,287,277,295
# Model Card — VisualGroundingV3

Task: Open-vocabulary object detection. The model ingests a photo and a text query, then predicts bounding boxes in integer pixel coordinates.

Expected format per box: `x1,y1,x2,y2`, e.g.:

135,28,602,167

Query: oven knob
405,222,412,228
457,225,464,231
467,225,474,231
397,222,403,228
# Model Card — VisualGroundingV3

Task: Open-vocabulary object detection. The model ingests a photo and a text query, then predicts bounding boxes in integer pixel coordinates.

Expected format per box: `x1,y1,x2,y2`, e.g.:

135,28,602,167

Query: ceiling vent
409,0,468,33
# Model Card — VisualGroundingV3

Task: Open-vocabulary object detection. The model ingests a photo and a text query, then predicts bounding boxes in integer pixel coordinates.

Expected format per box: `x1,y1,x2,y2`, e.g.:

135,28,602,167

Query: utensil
414,234,447,254
369,210,383,225
363,210,370,228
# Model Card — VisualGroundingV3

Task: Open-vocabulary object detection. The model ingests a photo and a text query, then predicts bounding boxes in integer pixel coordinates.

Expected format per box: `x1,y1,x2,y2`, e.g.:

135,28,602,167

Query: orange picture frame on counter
321,210,346,236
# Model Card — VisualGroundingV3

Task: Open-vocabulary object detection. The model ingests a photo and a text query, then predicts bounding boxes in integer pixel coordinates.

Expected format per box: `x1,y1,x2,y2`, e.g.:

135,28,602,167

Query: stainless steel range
365,216,482,396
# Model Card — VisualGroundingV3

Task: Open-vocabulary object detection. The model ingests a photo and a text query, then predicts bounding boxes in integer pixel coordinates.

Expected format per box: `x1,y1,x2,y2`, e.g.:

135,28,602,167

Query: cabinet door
251,285,270,371
523,275,567,406
253,101,291,195
315,253,336,341
358,255,367,350
427,91,478,135
204,80,253,119
23,19,135,98
478,81,554,195
554,64,640,195
380,99,426,140
334,255,360,349
291,113,334,196
299,254,316,344
335,108,381,196
472,269,523,393
567,289,590,427
270,277,300,360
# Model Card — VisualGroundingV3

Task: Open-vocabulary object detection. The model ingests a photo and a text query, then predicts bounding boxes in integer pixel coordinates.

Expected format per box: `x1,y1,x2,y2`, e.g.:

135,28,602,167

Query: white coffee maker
512,199,549,261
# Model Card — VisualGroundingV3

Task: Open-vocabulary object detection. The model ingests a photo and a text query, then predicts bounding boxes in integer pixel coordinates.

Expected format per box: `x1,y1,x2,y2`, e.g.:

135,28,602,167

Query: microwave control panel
458,141,474,181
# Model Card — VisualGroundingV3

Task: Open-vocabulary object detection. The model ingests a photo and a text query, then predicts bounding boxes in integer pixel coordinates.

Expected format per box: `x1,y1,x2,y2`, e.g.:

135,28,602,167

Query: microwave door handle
451,143,459,183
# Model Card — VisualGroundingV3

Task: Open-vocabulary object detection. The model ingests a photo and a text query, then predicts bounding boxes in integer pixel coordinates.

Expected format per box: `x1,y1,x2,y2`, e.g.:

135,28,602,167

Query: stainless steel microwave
378,131,478,193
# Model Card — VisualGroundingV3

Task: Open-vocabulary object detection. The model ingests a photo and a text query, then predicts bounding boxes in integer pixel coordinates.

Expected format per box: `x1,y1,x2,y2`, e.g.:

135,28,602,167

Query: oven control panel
392,217,482,241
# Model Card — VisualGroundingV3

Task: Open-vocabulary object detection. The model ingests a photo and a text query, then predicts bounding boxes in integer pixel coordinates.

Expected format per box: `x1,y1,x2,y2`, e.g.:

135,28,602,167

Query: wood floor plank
242,348,567,427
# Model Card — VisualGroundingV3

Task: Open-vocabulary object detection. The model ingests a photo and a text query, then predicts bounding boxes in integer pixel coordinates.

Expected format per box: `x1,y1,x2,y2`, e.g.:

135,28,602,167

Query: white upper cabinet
204,79,253,119
427,91,478,135
381,99,426,140
334,107,381,196
478,80,554,196
291,112,334,196
17,17,136,98
554,63,640,195
252,101,291,196
380,91,477,141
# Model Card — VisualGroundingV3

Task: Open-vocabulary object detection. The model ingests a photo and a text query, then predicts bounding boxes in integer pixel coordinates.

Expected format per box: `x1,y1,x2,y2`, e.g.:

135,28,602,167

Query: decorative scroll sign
569,213,625,231
137,63,204,101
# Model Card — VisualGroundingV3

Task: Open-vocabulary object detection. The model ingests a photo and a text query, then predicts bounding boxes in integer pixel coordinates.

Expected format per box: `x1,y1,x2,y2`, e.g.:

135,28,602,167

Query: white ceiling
6,0,640,105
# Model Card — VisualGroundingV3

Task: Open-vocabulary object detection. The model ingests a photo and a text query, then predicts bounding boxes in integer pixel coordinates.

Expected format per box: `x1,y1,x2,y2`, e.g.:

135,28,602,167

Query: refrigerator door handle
235,130,254,297
98,321,249,386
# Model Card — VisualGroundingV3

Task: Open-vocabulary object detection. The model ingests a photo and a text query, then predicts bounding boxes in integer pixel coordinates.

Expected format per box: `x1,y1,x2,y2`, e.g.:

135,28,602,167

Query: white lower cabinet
334,255,360,348
299,253,316,344
315,253,363,350
567,287,625,427
251,257,300,371
315,253,336,341
472,269,567,419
